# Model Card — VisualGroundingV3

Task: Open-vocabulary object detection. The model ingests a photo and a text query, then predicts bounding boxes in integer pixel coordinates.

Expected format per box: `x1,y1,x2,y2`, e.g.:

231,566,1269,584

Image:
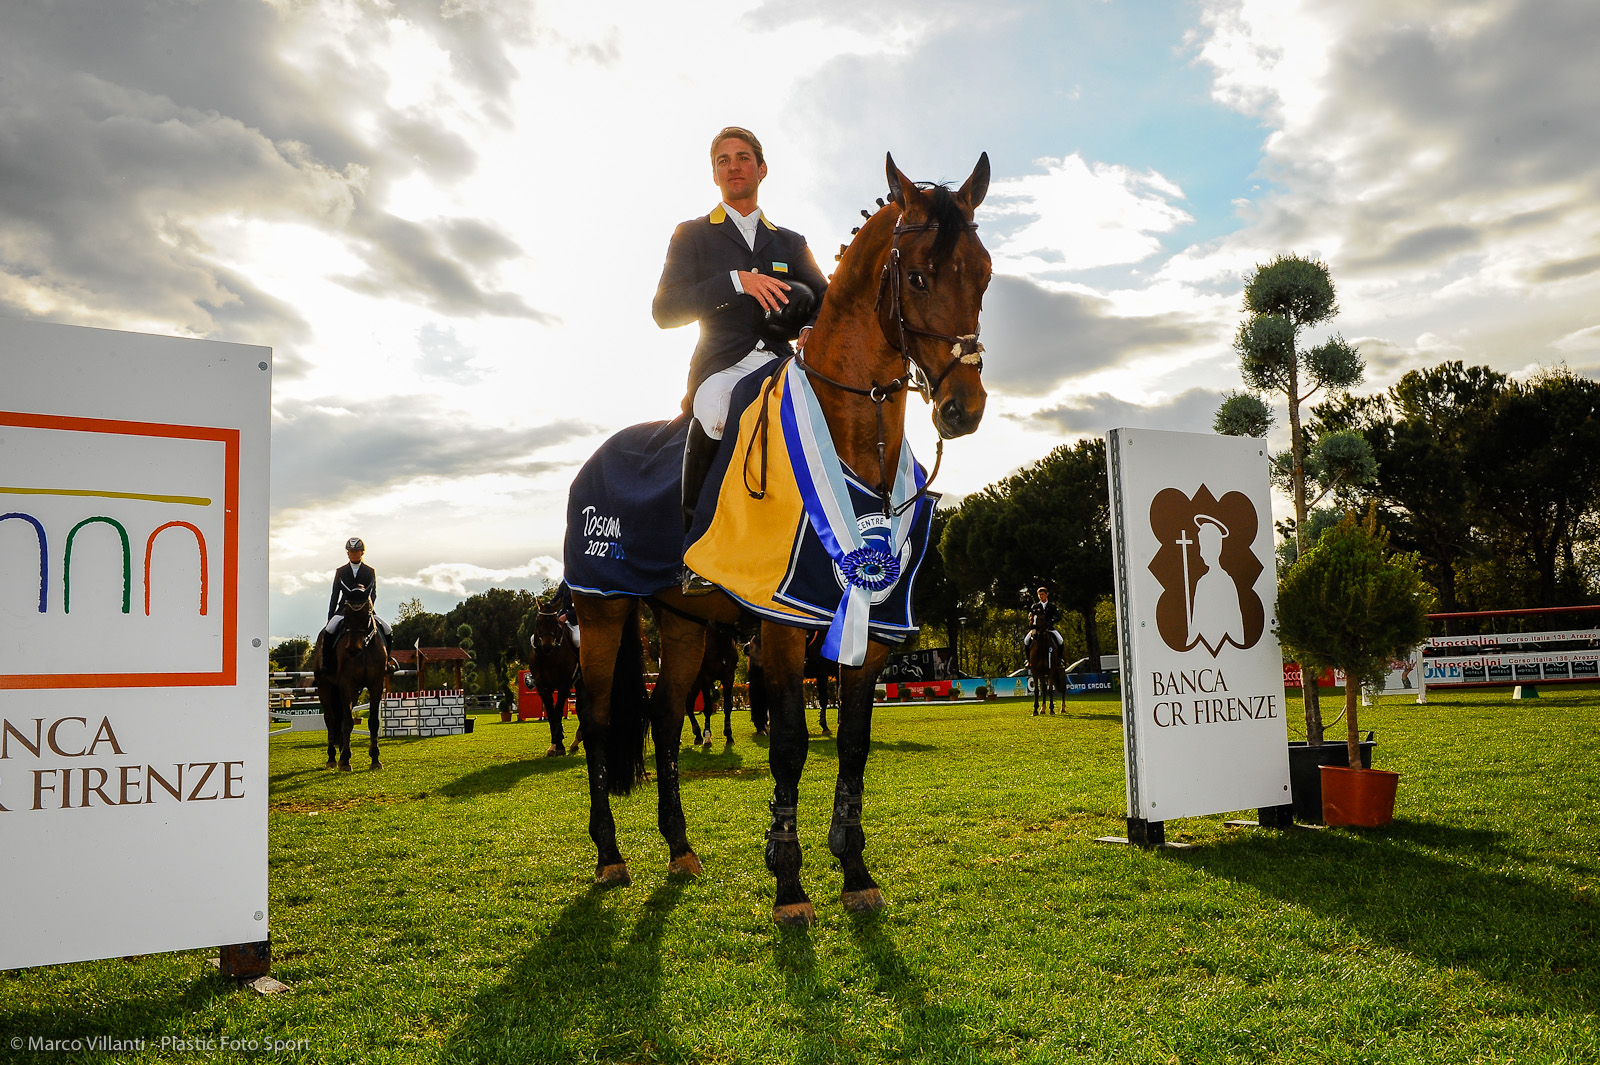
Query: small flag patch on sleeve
772,262,789,273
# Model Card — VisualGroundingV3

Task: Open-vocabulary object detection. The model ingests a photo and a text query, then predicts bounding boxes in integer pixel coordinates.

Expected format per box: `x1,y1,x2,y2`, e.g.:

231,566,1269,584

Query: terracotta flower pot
499,710,512,722
1319,765,1399,827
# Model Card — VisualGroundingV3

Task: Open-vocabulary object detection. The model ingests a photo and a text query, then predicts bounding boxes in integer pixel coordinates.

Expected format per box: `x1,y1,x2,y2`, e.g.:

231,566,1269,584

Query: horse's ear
958,152,990,210
886,152,926,214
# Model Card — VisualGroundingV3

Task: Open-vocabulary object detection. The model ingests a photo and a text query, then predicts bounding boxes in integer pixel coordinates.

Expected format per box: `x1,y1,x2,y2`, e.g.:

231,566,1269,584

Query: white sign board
0,319,269,970
1107,428,1290,822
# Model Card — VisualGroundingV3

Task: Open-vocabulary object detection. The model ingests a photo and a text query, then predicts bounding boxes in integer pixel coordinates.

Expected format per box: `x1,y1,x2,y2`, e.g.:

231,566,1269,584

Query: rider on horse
550,579,581,649
653,125,830,593
1022,586,1063,657
315,537,394,673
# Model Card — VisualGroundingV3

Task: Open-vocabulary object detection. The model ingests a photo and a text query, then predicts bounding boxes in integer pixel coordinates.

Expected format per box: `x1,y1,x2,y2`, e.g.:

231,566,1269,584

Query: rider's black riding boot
313,630,333,680
680,419,719,596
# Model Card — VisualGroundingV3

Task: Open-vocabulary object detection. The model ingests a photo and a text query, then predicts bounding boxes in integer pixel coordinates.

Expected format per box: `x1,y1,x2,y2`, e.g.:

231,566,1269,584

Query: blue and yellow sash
684,362,935,666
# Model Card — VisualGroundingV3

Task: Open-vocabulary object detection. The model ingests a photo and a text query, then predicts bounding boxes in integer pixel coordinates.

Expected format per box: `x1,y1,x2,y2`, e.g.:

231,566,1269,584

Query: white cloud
1553,325,1600,354
984,155,1194,276
391,556,564,597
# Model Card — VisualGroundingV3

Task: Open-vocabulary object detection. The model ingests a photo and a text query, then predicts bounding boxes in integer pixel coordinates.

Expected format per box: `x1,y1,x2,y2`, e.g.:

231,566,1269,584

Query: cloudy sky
3,0,1597,641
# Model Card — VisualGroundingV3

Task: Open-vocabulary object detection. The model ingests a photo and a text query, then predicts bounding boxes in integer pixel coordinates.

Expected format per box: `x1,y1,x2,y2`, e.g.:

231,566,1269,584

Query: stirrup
681,566,715,597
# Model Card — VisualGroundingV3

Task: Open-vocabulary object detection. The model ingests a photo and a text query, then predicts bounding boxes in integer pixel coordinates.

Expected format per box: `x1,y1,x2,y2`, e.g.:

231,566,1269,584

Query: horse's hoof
595,863,632,888
842,888,886,914
325,759,337,769
545,744,563,757
338,764,351,773
568,744,582,756
700,740,712,752
370,760,382,771
668,852,703,877
772,902,816,927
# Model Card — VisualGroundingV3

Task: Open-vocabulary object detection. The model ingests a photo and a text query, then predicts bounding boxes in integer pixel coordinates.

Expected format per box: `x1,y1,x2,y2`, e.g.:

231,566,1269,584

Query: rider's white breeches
693,349,777,440
324,615,391,637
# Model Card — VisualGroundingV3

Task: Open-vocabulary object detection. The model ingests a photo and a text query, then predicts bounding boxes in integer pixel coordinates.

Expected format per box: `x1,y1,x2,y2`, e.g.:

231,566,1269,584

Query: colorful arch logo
0,410,238,690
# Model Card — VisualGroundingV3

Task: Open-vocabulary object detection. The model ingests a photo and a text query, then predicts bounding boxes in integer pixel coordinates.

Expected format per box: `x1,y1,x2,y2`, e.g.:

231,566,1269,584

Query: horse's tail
603,600,650,797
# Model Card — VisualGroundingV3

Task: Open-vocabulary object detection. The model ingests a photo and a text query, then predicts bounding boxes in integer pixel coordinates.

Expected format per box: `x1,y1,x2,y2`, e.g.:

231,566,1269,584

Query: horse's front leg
336,685,355,771
654,609,706,876
367,679,383,770
832,641,889,913
320,685,339,769
763,623,813,925
542,686,565,756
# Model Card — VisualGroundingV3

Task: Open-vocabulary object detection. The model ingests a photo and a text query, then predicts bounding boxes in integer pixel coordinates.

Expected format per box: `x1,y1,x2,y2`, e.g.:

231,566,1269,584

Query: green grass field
3,687,1597,1064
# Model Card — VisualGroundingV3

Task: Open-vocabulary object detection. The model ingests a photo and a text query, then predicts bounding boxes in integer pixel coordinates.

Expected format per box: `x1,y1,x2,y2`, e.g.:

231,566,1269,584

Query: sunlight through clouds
985,155,1194,275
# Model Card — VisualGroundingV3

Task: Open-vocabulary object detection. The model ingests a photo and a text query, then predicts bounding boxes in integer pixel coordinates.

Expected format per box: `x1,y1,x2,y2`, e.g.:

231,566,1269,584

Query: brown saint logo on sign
1148,485,1264,656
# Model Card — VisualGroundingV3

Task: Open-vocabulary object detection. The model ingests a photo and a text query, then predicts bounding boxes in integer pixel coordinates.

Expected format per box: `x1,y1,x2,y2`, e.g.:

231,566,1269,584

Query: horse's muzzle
935,395,985,439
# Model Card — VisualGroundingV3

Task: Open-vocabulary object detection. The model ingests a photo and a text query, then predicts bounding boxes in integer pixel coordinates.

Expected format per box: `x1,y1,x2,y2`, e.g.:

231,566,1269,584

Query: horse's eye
909,271,928,291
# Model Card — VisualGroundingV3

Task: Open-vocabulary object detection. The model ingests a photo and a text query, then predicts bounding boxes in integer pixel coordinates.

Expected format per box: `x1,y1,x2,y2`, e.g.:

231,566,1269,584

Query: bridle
745,211,984,517
532,608,574,655
339,592,379,649
874,217,985,400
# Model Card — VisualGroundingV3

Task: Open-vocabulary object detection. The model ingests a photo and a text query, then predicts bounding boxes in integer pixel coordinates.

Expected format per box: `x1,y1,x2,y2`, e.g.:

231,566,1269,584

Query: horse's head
531,610,563,653
340,588,374,619
879,152,992,440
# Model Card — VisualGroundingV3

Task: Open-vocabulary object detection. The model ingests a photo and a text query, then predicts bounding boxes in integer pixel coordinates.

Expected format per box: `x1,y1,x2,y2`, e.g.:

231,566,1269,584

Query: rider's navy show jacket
328,562,377,619
652,205,828,412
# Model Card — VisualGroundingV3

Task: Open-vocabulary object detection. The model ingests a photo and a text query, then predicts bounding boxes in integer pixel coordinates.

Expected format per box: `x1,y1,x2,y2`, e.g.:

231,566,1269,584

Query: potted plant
1275,509,1432,826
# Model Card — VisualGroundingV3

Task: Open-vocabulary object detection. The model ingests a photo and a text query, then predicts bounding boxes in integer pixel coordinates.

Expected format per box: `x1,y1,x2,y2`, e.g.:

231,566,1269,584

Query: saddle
565,363,938,664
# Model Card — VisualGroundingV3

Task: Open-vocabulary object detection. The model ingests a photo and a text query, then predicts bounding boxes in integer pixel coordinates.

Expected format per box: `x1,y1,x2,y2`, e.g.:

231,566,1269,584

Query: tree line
915,253,1600,680
272,586,553,709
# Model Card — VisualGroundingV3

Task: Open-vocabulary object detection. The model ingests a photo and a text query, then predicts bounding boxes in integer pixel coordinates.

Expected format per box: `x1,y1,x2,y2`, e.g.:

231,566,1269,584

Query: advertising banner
0,319,269,970
1107,428,1290,822
881,647,958,683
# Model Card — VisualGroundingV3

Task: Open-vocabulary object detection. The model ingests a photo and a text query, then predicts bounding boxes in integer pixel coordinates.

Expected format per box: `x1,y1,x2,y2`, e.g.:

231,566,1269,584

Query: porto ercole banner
1107,428,1291,823
0,319,269,971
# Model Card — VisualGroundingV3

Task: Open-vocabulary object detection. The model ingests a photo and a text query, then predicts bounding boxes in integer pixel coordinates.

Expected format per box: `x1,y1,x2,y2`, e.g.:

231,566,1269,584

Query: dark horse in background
529,609,583,756
804,630,838,735
686,623,739,749
315,589,388,771
1028,631,1066,716
570,153,992,925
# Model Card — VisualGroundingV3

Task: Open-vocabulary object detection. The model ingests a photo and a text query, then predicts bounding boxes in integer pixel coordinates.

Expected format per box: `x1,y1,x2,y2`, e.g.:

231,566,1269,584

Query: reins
740,213,980,518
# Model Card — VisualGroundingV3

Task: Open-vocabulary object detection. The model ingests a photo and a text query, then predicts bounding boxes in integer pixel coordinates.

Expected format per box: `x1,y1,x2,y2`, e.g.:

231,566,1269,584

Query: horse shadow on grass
442,880,688,1063
1180,820,1599,1010
440,756,583,798
769,915,971,1064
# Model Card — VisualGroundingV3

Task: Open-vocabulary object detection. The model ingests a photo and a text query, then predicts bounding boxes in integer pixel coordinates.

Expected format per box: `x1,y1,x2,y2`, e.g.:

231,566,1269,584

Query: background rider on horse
1023,586,1063,659
653,125,830,593
314,537,394,674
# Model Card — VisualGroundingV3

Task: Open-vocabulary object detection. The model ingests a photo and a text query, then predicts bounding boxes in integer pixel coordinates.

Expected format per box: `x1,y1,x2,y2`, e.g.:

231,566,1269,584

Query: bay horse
687,623,739,750
529,609,582,756
315,589,388,771
571,153,991,925
804,630,838,735
1028,633,1065,716
745,633,768,736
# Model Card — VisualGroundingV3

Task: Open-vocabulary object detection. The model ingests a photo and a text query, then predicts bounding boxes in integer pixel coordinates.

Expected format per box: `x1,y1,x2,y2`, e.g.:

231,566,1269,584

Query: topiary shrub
1275,508,1433,771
